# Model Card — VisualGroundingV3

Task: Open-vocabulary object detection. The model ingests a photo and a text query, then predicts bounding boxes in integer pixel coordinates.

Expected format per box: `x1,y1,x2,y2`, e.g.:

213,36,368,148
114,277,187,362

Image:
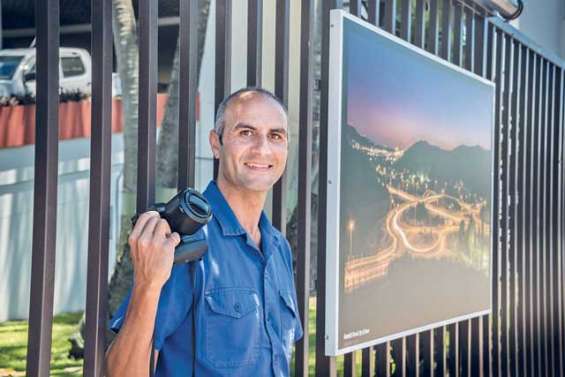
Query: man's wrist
132,280,163,298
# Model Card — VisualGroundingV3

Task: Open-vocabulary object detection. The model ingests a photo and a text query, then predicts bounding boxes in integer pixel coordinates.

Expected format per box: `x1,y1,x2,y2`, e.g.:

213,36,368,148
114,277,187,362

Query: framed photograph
325,10,495,356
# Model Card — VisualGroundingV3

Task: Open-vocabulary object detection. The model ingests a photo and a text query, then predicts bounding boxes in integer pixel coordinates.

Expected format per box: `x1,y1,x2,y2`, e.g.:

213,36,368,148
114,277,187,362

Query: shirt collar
203,180,274,243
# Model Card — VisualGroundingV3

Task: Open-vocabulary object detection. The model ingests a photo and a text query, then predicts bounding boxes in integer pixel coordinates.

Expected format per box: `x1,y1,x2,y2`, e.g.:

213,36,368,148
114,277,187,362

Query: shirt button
234,303,241,313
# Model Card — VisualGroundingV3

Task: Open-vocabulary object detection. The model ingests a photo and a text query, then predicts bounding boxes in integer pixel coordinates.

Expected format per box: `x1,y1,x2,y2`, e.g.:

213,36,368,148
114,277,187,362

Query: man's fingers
165,232,181,250
137,216,161,246
154,218,172,238
129,211,159,242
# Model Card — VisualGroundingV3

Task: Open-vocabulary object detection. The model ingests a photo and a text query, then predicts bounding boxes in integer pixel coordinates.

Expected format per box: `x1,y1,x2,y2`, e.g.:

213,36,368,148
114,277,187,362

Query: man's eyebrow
232,123,287,135
270,128,288,135
232,123,256,131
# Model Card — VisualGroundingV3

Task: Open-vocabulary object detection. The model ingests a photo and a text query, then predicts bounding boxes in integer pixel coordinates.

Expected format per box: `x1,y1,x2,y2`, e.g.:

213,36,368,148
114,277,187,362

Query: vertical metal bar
345,353,355,377
545,61,556,377
540,58,549,377
137,0,158,212
470,12,486,377
274,0,290,108
316,2,342,376
458,321,470,377
474,26,488,377
544,60,553,377
0,0,3,50
247,0,263,87
83,0,112,375
452,1,462,66
400,0,411,41
522,47,533,377
473,13,486,77
427,0,439,54
362,347,373,377
515,41,529,376
367,0,381,27
447,324,458,377
500,32,512,377
557,66,565,377
214,0,232,178
406,334,417,376
178,0,199,189
549,63,560,377
350,0,363,16
527,52,538,377
414,0,425,48
26,0,59,375
556,66,565,377
294,1,314,375
384,0,397,34
464,7,474,72
482,315,490,377
550,63,560,377
533,53,542,377
486,22,495,80
491,26,503,377
272,0,290,233
434,325,446,376
470,318,480,376
439,0,452,61
508,38,520,377
420,330,432,377
391,338,405,377
376,342,388,376
483,22,496,377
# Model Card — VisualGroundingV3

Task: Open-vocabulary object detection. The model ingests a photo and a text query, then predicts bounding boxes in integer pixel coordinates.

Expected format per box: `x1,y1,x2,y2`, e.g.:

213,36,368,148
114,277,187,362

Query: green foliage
0,312,83,376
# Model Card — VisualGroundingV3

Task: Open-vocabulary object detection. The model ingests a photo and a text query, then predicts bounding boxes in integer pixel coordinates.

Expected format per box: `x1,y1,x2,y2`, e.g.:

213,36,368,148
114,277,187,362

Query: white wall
0,136,123,321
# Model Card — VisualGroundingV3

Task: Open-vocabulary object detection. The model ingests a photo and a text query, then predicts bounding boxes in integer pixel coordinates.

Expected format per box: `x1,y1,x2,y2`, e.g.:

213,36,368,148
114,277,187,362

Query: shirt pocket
204,288,261,368
279,289,301,353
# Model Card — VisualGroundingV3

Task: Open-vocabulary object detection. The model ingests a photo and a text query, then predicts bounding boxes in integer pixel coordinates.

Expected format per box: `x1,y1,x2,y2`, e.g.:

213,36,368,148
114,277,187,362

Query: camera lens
162,188,212,235
185,191,211,219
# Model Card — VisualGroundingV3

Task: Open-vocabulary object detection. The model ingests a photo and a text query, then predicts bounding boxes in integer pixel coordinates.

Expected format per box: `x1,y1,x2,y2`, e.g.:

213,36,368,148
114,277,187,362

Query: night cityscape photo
336,20,494,350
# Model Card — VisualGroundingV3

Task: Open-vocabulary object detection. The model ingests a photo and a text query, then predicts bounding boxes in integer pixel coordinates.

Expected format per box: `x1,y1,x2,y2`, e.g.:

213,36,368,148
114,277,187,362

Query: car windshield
0,56,24,80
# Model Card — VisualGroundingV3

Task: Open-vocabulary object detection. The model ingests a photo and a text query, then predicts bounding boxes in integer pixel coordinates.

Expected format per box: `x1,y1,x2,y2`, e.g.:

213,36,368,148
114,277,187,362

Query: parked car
0,47,122,98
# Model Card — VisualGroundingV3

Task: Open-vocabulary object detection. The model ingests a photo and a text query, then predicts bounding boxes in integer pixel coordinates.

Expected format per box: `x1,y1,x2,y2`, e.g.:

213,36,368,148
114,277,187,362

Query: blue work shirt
110,181,303,376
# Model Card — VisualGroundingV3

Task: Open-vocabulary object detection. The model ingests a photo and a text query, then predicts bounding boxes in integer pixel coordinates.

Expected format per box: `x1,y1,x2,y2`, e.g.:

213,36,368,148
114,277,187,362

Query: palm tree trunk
156,0,210,190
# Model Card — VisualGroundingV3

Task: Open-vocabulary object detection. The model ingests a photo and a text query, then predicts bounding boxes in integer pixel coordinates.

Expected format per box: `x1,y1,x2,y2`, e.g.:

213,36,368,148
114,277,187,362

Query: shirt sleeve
109,262,195,350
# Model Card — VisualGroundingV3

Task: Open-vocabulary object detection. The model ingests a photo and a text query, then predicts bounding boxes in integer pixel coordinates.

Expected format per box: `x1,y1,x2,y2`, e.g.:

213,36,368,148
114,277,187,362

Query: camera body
132,188,213,264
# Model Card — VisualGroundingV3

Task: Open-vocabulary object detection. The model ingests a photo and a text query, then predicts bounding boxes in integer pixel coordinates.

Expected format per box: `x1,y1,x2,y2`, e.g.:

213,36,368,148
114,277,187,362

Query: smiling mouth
244,162,274,170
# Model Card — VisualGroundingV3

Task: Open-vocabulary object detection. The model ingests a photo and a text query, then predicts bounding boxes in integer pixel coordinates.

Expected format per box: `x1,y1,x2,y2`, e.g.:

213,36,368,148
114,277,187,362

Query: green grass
294,297,366,377
1,300,364,376
0,312,83,377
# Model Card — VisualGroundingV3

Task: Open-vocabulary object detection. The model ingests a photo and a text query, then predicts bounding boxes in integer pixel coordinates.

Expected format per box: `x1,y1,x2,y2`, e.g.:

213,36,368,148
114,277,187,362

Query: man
105,87,303,377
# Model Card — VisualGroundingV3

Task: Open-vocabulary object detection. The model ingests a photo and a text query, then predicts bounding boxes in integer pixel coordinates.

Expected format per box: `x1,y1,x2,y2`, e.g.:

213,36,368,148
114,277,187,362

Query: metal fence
26,0,564,376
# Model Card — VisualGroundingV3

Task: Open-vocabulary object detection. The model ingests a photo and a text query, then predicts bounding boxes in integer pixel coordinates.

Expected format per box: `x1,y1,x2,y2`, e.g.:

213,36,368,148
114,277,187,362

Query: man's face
210,94,288,193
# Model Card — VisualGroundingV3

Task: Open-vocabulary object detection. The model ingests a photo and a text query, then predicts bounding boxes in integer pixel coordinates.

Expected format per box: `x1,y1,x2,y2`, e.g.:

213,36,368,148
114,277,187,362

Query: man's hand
128,211,181,290
105,212,179,377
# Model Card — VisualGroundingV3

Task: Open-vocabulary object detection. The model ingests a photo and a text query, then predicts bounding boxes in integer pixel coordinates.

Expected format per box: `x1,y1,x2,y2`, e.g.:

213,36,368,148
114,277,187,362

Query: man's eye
271,133,284,141
240,129,253,137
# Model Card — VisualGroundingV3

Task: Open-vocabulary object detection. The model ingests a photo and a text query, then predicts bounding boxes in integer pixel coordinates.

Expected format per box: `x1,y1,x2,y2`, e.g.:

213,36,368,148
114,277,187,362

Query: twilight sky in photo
344,20,494,151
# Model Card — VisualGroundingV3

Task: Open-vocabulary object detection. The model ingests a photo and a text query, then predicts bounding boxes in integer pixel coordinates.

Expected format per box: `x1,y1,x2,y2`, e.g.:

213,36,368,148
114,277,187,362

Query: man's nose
251,134,272,155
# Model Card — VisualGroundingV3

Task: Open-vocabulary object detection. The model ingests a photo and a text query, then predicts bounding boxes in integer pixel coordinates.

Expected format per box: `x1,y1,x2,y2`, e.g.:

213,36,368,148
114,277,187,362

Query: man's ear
209,130,221,159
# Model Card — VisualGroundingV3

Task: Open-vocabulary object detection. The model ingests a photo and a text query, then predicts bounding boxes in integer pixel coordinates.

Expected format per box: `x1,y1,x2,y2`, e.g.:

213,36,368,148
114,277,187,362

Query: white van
0,47,103,98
